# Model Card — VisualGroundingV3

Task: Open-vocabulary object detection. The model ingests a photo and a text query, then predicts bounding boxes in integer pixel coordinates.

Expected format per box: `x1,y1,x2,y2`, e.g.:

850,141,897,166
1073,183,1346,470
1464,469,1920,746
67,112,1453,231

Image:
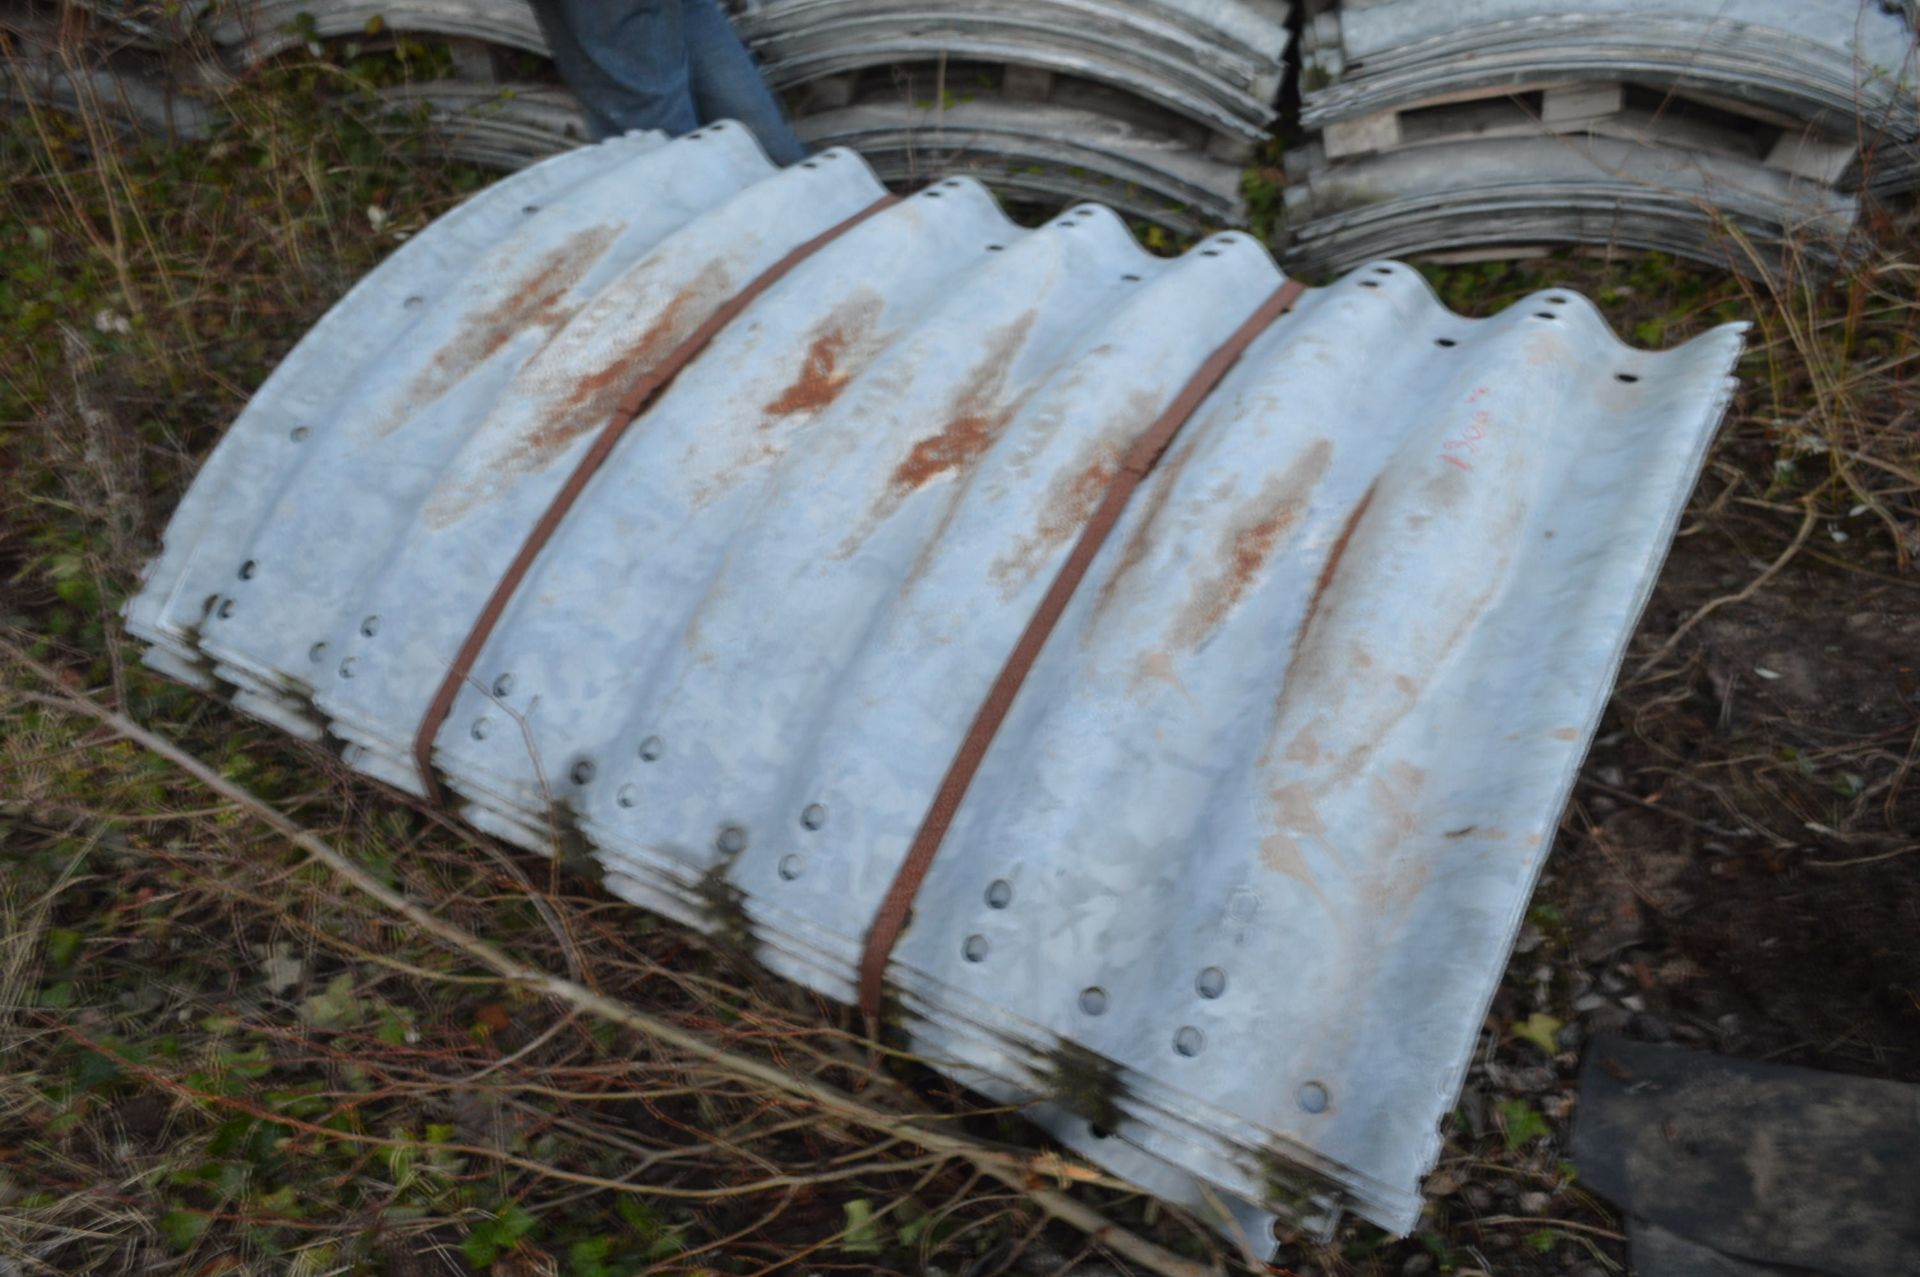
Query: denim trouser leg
680,0,807,165
526,0,807,165
525,0,697,142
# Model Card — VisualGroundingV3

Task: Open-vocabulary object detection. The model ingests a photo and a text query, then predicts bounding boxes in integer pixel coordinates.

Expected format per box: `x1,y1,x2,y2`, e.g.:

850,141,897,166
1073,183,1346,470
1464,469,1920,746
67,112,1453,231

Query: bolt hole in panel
125,132,1745,1258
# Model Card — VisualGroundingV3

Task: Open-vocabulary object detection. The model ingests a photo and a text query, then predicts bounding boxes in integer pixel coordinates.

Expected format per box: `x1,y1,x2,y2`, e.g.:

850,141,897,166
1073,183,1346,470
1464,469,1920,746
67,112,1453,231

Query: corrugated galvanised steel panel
792,97,1247,231
737,0,1289,137
1301,0,1920,136
208,0,550,67
126,125,1746,1251
1281,133,1861,276
374,81,591,169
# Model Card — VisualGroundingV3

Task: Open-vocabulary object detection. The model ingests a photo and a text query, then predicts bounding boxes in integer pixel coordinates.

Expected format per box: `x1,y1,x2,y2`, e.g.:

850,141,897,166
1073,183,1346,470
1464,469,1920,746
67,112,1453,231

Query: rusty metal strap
413,194,902,803
856,276,1309,1020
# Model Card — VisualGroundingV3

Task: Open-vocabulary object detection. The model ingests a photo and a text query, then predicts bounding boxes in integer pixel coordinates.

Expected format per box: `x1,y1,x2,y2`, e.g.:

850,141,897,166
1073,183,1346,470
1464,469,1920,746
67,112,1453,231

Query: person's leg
525,0,698,142
679,0,807,165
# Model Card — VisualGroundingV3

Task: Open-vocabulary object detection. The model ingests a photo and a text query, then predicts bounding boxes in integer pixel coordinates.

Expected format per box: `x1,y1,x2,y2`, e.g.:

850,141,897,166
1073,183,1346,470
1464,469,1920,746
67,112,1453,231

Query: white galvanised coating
793,97,1248,232
738,0,1291,136
1282,133,1862,275
1302,0,1920,135
127,128,1747,1252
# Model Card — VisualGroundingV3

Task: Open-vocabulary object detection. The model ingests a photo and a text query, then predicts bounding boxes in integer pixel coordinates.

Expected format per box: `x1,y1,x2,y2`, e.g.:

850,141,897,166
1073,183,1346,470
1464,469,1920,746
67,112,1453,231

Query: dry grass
3,12,1918,1277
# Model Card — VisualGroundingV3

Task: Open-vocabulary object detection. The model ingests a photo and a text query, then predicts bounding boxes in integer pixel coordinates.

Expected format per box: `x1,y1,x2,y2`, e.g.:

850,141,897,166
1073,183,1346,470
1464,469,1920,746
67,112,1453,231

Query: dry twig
4,638,1220,1277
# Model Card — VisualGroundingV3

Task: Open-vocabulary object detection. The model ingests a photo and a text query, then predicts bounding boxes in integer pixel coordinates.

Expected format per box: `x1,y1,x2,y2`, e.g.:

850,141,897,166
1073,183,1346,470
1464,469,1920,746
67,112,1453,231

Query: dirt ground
3,43,1918,1277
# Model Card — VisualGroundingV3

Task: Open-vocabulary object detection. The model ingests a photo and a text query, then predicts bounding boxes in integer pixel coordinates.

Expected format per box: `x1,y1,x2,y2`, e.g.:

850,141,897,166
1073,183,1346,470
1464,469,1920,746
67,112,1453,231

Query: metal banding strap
855,275,1311,1021
412,193,903,804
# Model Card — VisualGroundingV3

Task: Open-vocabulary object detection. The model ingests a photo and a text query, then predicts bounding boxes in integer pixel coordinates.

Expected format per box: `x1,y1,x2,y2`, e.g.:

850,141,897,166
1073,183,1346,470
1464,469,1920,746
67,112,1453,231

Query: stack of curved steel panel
125,130,1747,1258
1288,0,1919,275
373,81,589,169
793,91,1245,233
1301,0,1919,138
742,0,1286,226
178,0,1284,231
1,8,221,141
736,0,1288,143
205,0,548,68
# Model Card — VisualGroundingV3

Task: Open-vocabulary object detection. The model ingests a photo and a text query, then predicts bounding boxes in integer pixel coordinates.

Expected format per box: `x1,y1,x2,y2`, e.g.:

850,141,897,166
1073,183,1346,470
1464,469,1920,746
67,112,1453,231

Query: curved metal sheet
1301,1,1919,133
126,129,1747,1250
736,0,1286,111
751,27,1274,137
795,97,1246,229
374,80,591,168
207,0,551,66
1282,133,1859,275
739,0,1292,67
1,16,222,141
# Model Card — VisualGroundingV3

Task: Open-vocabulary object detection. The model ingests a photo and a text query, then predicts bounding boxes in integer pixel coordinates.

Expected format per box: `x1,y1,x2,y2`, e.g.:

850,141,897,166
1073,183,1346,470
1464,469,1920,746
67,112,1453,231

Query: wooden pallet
1318,80,1858,185
797,62,1262,163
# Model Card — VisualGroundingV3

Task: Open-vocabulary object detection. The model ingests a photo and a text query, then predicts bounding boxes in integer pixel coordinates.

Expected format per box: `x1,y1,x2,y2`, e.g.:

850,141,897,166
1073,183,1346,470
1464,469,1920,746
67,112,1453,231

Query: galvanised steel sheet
1282,133,1861,276
1301,0,1920,134
737,0,1289,135
126,125,1747,1251
792,97,1247,230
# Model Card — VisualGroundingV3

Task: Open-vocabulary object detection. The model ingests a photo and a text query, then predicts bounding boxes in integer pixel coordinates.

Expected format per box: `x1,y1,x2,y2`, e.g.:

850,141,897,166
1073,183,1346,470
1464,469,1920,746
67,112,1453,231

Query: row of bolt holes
1360,267,1642,381
238,560,1298,1081
268,212,1339,1097
1058,965,1233,1064
477,710,1264,1074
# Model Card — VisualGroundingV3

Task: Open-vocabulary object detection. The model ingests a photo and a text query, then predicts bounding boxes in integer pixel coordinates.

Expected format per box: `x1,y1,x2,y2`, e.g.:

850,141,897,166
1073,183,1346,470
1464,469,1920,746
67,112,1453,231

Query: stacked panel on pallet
193,0,1290,231
1288,0,1920,276
125,131,1748,1255
1,6,221,141
734,0,1288,228
789,70,1249,233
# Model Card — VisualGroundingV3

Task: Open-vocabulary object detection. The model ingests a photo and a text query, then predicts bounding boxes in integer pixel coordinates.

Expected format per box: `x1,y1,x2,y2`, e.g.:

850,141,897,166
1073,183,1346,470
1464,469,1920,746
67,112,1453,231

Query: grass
4,18,1919,1277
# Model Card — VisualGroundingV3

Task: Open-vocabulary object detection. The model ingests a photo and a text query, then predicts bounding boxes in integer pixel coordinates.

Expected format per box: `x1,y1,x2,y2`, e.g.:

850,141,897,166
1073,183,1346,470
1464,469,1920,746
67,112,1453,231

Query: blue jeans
528,0,807,165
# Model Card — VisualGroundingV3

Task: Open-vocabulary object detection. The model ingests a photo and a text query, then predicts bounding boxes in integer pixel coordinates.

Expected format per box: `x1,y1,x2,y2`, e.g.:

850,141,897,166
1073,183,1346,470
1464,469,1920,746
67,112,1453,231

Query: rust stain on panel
888,313,1037,494
834,312,1038,560
1268,780,1327,839
987,388,1163,599
421,258,734,529
1129,650,1190,697
1085,434,1202,631
1168,439,1333,650
1259,830,1333,912
1292,478,1378,669
688,292,890,510
379,224,621,437
1550,725,1580,741
1259,779,1339,910
550,259,735,431
762,290,885,417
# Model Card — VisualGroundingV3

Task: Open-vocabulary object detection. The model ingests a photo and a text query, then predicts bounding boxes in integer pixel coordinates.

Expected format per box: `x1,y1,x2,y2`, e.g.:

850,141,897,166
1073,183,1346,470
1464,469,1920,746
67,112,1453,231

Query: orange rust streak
835,313,1038,562
553,260,733,429
1173,504,1298,649
989,456,1117,593
887,313,1037,495
1086,434,1197,627
891,412,1001,491
380,224,621,437
989,388,1161,598
421,260,735,530
1169,440,1333,651
1290,479,1378,668
764,328,851,415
